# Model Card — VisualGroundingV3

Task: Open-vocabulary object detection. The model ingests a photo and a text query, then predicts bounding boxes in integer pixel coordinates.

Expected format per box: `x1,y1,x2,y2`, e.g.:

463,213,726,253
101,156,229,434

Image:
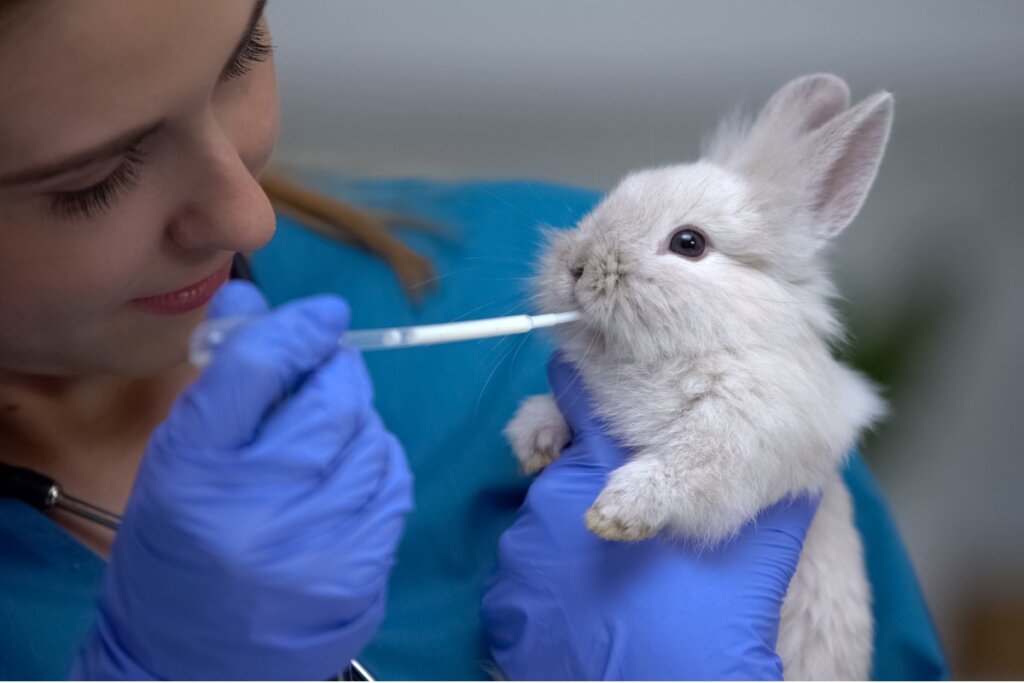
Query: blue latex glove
481,357,818,680
71,282,413,680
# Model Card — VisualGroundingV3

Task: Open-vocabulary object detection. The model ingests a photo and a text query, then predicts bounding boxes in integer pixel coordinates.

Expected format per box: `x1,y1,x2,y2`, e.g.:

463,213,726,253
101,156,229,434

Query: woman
0,1,820,678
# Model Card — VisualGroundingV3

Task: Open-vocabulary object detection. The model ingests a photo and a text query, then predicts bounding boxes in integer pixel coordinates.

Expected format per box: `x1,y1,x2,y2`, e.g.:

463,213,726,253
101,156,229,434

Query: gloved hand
481,357,818,680
71,282,413,680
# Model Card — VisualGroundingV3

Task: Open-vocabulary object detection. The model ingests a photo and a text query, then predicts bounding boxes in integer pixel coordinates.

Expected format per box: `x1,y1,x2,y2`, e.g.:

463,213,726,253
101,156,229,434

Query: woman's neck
0,362,198,557
1,365,194,453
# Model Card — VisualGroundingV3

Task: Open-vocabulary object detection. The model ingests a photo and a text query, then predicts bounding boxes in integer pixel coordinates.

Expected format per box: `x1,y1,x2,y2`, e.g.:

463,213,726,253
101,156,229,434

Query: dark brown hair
0,1,36,34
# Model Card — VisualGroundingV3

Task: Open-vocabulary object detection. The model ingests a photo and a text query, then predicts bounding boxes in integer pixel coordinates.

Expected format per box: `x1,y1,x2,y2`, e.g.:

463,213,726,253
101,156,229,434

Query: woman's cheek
0,191,159,326
0,230,144,374
4,244,137,331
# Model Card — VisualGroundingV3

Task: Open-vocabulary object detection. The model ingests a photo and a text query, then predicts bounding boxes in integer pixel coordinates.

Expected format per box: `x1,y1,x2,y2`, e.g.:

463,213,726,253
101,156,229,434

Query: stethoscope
0,461,122,529
0,460,375,681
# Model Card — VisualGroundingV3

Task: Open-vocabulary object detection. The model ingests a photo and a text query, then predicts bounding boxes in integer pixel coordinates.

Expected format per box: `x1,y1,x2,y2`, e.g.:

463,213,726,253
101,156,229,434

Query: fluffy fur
504,74,892,679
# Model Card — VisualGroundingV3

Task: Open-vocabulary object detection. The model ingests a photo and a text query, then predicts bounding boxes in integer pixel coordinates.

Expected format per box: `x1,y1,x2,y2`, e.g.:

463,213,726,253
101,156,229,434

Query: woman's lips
131,259,233,315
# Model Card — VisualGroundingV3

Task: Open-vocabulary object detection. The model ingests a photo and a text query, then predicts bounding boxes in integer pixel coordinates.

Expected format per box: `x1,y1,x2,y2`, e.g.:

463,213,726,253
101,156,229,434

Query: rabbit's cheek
571,279,592,312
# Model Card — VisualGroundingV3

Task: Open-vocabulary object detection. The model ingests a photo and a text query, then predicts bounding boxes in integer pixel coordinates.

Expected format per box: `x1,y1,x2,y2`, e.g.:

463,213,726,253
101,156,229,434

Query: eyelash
50,144,148,222
220,22,274,82
49,21,274,222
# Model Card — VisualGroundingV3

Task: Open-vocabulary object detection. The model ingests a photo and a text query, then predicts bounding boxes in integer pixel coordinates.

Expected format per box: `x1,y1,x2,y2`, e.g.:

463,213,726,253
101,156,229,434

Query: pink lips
131,259,233,315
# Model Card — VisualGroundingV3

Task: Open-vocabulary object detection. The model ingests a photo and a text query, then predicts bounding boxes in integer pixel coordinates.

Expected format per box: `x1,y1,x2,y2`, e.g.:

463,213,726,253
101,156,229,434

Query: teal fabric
0,177,946,680
0,500,104,680
843,456,949,680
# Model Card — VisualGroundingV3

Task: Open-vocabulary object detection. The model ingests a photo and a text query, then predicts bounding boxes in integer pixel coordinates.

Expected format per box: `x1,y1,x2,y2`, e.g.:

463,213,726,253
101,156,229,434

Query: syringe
189,310,583,368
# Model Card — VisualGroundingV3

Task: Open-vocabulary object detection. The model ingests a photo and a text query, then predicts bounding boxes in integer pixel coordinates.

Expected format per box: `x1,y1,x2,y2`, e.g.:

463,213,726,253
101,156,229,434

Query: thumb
170,295,351,450
545,355,627,472
546,355,602,436
208,280,269,320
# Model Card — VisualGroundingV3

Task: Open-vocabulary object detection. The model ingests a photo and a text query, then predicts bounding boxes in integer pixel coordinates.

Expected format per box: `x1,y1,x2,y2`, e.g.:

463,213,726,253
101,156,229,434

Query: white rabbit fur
505,74,892,679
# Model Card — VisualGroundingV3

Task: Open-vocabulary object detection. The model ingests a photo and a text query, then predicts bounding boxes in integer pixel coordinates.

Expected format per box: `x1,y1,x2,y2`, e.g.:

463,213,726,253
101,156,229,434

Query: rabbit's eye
669,227,707,259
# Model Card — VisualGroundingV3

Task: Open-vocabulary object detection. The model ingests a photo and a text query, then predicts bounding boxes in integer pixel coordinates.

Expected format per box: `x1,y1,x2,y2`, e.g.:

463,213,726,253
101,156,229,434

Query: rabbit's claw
585,496,660,541
519,424,567,475
585,460,668,541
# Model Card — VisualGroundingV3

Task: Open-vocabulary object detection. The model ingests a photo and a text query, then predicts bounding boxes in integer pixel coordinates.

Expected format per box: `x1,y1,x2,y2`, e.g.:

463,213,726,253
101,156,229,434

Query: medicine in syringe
189,311,582,368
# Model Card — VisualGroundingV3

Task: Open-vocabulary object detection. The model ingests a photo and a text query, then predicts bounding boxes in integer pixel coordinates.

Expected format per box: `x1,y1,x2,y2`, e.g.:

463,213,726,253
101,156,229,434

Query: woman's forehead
0,0,255,176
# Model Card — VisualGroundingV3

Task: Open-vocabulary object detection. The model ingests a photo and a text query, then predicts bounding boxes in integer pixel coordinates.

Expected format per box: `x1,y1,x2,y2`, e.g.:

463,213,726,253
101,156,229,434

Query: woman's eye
50,144,148,222
668,226,707,259
220,21,274,82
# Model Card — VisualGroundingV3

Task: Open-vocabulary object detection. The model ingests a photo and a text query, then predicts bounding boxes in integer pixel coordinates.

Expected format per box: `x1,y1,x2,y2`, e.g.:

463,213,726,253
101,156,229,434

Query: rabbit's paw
585,461,669,541
504,394,570,475
585,503,659,541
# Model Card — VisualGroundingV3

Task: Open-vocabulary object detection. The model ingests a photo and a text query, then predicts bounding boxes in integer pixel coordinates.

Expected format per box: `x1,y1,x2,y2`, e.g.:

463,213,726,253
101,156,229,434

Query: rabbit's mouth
566,297,622,355
554,313,606,361
572,276,619,324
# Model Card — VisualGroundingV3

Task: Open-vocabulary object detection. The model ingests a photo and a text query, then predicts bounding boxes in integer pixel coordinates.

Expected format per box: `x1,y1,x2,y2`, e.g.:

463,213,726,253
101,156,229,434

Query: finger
545,355,631,473
755,493,821,545
337,433,415,553
732,493,823,615
262,345,373,450
237,344,377,482
207,280,269,320
260,419,413,544
546,355,601,436
170,295,351,449
733,493,822,579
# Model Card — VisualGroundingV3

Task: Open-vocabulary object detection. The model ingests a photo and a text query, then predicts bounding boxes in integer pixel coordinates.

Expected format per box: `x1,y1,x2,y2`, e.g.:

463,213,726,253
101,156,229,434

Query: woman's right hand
71,282,413,681
481,358,817,680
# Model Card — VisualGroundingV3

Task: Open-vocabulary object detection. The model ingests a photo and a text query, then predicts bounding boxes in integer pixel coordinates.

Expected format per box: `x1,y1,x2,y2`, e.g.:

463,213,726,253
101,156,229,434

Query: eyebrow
0,0,267,188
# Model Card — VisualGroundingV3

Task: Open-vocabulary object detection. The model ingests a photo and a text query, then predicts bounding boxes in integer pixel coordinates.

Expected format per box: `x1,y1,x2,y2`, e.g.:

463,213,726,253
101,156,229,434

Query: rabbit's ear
805,92,893,237
755,73,851,135
704,74,851,173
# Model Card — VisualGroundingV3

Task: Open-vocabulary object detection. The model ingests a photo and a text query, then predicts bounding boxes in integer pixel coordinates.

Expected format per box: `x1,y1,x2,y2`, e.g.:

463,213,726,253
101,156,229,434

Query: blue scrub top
0,500,104,679
0,178,947,680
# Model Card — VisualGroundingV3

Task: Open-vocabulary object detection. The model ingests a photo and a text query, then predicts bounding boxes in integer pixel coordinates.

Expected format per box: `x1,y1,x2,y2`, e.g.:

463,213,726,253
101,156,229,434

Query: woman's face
0,0,278,376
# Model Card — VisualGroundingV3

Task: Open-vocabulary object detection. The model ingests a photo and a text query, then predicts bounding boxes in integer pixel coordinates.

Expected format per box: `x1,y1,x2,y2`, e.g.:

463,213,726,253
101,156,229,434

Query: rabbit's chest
582,361,724,443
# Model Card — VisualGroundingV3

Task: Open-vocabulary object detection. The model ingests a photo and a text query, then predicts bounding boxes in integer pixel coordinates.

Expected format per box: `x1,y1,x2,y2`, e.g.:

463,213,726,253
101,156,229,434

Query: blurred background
265,1,1024,677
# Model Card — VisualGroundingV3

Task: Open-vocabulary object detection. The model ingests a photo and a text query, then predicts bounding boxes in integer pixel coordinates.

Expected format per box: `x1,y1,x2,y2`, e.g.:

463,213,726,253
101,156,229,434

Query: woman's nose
168,184,275,255
165,123,276,254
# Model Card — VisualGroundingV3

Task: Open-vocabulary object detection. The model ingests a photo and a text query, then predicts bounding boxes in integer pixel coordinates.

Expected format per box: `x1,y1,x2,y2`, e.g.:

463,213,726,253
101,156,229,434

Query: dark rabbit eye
669,226,707,259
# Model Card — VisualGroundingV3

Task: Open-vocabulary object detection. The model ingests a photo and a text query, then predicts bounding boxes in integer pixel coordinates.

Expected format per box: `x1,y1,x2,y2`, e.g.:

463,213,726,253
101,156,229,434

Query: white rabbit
505,74,892,680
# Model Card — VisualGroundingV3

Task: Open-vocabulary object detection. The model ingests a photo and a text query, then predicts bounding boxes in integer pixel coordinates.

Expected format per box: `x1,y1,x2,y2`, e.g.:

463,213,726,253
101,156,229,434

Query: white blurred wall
266,0,1024,665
